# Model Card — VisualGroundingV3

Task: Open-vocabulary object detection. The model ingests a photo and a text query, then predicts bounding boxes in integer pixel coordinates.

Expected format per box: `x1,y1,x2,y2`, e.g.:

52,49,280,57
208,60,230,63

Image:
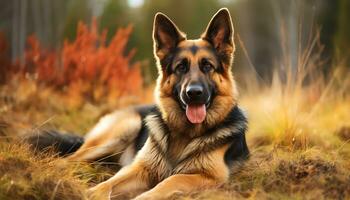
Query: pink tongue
186,104,206,124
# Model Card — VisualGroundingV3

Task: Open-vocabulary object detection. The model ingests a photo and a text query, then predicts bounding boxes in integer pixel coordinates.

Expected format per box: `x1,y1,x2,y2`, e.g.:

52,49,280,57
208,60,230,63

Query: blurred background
0,0,349,132
1,0,349,82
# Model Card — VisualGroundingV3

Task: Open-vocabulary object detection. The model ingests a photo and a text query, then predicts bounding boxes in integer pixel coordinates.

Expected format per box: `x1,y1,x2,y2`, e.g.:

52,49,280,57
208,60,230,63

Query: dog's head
153,8,237,132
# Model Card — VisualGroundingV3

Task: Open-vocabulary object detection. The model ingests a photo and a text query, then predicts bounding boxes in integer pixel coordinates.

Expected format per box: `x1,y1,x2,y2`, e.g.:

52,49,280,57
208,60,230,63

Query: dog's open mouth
186,104,206,124
179,94,212,124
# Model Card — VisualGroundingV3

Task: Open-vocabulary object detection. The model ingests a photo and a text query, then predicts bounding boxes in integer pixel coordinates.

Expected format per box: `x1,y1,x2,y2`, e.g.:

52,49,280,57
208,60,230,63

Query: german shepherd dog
29,8,249,200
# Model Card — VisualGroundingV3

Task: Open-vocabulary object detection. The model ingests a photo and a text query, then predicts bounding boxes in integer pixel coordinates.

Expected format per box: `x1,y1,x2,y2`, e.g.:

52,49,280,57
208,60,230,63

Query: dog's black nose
186,84,203,98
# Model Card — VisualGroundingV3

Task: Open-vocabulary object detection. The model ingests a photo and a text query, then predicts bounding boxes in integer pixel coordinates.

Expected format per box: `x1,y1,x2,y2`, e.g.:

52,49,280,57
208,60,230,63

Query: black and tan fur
28,8,249,200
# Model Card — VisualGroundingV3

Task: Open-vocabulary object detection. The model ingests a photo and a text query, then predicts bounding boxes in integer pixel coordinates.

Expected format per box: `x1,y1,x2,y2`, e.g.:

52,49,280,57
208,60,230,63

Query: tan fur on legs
67,108,142,162
89,161,150,200
133,174,217,200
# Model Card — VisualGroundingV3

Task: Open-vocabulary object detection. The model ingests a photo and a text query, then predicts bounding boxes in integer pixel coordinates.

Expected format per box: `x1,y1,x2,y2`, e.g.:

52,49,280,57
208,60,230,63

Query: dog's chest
143,110,247,180
146,137,207,179
167,136,192,161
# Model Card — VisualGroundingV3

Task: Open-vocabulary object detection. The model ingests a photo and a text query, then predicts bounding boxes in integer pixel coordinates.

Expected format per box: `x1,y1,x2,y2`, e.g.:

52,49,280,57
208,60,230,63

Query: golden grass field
0,38,350,199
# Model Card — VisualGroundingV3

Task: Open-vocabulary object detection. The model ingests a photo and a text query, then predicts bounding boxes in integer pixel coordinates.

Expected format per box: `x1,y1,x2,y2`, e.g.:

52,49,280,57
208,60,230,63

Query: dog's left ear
153,13,186,63
202,8,235,66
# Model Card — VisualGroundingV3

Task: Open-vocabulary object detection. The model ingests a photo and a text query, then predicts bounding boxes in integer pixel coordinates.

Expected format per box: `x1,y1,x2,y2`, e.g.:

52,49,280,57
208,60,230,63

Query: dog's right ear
153,13,185,67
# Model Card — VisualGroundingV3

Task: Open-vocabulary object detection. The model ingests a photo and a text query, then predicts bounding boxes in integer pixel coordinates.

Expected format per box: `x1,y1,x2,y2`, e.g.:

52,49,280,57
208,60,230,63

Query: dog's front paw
87,185,111,200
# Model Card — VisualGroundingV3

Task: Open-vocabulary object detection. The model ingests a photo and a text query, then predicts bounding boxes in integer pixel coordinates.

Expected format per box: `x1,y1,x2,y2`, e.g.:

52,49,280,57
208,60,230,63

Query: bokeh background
1,0,349,82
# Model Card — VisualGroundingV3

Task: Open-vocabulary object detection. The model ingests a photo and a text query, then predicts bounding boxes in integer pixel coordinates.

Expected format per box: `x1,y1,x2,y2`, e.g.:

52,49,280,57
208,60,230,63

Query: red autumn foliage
20,19,142,104
24,35,56,80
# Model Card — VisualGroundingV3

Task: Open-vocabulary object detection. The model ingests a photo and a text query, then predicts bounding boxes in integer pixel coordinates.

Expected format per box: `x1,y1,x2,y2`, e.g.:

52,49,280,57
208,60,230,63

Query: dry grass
0,139,122,200
0,142,88,200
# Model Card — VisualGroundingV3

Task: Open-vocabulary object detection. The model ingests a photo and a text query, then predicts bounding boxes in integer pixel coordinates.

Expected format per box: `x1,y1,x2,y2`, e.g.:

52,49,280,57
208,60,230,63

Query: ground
0,69,349,200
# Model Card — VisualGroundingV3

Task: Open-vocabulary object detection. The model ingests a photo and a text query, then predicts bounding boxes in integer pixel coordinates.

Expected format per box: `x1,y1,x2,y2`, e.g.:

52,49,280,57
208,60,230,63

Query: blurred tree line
0,0,349,84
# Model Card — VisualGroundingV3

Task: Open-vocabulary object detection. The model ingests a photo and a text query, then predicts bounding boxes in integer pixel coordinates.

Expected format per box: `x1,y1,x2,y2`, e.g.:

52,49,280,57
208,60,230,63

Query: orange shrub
21,19,142,104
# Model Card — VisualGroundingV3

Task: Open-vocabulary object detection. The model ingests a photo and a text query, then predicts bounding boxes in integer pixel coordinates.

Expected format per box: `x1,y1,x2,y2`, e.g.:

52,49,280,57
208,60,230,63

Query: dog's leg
133,145,230,200
88,162,150,200
67,109,142,162
133,174,217,200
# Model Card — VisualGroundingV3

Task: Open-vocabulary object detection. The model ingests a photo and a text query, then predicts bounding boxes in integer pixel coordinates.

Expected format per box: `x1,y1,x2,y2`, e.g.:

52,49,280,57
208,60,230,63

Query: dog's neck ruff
145,106,247,166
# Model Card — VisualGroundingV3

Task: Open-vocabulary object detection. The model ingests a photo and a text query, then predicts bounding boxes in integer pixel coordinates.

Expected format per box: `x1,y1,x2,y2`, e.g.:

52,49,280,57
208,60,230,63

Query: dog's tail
26,130,84,157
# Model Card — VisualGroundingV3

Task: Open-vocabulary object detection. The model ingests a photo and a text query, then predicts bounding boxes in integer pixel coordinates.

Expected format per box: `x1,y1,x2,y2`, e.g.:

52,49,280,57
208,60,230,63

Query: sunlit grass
0,142,89,200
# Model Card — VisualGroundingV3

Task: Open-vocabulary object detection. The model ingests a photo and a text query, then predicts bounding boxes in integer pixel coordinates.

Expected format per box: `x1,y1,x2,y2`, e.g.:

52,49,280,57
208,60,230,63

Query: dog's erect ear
202,8,235,66
153,13,185,62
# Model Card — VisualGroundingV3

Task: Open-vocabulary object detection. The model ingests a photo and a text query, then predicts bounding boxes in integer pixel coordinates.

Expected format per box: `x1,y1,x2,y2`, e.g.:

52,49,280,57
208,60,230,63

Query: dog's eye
201,60,214,73
175,63,188,74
